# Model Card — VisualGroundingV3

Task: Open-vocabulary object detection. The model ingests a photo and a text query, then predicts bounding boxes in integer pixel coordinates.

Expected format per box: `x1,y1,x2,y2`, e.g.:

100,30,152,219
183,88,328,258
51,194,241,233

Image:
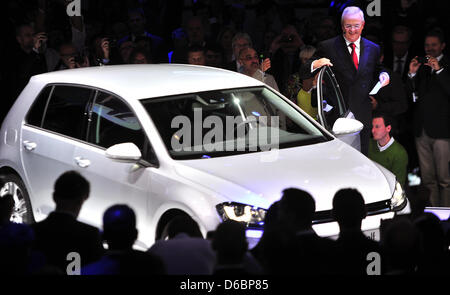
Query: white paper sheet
369,81,382,95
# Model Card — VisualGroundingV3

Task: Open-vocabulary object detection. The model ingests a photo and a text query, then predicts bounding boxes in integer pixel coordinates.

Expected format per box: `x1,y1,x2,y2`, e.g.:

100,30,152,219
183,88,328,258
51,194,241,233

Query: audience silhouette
82,204,165,275
31,171,104,274
0,193,38,274
381,218,421,275
332,188,382,275
212,220,249,275
276,188,336,275
148,215,215,275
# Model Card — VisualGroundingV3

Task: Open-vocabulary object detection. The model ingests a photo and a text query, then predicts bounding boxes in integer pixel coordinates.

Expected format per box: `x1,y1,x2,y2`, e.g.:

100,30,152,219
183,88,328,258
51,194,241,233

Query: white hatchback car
0,64,407,249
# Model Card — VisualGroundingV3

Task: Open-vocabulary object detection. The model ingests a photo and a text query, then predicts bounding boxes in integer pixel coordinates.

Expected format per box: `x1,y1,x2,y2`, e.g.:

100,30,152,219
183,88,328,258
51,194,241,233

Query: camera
74,54,84,64
416,56,429,64
107,38,117,48
280,34,294,43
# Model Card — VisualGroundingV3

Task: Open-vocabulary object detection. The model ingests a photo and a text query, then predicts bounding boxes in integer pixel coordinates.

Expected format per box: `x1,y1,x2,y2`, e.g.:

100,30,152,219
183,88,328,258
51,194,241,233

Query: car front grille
312,199,391,225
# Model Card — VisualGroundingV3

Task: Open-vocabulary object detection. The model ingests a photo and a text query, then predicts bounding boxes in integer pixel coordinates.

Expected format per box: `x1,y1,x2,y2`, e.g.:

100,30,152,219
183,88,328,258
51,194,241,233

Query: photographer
9,24,48,110
407,28,450,207
268,25,304,97
91,37,118,66
55,42,89,70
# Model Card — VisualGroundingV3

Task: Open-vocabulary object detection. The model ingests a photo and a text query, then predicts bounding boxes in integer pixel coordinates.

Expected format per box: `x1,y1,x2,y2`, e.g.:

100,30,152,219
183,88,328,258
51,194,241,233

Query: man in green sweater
369,112,408,186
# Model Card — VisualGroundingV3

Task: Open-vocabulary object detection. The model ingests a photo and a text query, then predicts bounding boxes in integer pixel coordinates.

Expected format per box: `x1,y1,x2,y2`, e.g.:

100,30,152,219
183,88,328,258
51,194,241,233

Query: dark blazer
286,230,337,275
31,212,104,272
301,35,386,155
333,230,382,275
383,50,416,81
373,71,407,116
407,55,450,139
301,35,385,129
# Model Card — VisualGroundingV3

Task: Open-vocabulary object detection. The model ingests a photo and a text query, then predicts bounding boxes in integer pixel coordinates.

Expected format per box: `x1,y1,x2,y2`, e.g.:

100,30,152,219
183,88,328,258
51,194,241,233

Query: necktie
349,43,358,70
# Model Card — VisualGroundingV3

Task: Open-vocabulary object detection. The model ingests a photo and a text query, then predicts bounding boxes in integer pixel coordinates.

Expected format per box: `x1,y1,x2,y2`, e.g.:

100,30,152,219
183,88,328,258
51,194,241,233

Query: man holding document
300,6,390,155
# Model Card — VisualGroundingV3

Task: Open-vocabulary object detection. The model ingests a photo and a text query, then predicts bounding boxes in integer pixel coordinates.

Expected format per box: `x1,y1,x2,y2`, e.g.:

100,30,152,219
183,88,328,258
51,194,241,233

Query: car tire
0,173,34,224
156,211,195,241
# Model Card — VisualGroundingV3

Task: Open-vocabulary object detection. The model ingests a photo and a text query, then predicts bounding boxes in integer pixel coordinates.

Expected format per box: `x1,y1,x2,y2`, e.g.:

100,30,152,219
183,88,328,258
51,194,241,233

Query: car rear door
21,85,94,220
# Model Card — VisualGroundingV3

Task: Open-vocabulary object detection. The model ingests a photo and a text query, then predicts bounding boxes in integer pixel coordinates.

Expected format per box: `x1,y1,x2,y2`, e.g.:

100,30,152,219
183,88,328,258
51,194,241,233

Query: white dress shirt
343,36,361,63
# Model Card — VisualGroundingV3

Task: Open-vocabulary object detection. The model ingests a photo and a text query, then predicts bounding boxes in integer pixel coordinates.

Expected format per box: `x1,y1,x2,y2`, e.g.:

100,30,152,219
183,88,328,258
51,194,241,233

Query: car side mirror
105,142,142,162
332,118,364,136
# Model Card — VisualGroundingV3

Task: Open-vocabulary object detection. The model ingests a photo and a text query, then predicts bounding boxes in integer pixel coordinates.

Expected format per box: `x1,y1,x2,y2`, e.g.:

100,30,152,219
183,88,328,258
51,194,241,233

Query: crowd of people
0,0,448,207
0,0,449,276
0,170,449,275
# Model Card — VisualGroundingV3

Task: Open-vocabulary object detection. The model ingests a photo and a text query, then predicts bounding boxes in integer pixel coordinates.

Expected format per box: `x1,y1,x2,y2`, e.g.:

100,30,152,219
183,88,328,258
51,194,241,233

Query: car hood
174,139,394,211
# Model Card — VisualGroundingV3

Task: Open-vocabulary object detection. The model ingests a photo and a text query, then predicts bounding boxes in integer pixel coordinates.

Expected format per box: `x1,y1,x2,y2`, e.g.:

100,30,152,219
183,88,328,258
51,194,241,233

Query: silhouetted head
53,171,90,217
127,8,146,36
103,204,138,250
166,215,203,239
0,194,14,225
263,201,280,232
414,213,446,254
332,188,366,230
382,219,420,273
408,185,430,219
279,188,315,231
212,220,248,265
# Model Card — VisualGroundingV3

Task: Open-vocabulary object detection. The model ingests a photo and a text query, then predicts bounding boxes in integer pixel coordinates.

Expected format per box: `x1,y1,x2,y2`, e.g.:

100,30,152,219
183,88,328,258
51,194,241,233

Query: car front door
21,85,94,220
316,66,361,151
72,90,155,249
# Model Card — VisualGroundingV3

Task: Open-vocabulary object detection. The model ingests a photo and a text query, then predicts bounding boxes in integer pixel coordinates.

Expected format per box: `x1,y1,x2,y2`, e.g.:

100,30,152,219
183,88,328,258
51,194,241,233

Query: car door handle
23,141,37,151
74,156,91,168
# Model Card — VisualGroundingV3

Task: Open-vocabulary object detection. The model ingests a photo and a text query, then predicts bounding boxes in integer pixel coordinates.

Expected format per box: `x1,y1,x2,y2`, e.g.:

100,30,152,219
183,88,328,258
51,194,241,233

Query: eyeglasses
344,24,362,30
234,42,250,48
242,55,259,61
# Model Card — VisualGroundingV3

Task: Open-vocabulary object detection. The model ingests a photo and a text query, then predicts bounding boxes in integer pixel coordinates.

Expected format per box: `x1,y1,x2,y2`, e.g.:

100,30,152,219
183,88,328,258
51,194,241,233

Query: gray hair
231,32,253,49
341,6,365,24
299,45,316,61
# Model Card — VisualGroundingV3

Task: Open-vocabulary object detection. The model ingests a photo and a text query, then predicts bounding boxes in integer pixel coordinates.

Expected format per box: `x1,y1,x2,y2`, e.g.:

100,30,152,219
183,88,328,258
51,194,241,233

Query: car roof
30,64,264,100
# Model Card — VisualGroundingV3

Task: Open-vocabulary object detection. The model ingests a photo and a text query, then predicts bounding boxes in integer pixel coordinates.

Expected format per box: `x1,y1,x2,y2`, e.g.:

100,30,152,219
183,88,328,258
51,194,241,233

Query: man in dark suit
407,28,450,207
301,6,390,156
224,32,253,72
383,25,416,81
32,171,104,273
277,188,337,275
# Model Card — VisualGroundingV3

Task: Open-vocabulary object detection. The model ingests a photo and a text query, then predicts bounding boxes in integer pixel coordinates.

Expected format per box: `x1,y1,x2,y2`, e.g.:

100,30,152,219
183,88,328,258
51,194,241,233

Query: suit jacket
284,229,337,275
373,70,408,131
333,230,382,275
383,50,416,82
301,35,385,129
31,212,104,272
407,55,450,139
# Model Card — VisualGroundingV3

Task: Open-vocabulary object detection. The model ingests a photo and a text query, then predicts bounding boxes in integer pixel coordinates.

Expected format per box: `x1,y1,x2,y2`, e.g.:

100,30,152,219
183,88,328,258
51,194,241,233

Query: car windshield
141,87,332,160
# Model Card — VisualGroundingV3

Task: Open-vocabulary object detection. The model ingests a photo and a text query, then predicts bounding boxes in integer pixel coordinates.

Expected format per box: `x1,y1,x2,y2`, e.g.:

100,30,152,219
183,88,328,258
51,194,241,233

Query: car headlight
216,202,266,227
390,181,407,211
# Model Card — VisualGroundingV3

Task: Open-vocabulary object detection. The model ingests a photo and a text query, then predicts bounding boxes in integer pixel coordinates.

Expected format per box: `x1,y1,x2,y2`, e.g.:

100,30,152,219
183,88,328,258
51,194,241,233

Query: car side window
88,91,146,152
41,85,93,139
26,86,53,127
319,68,347,130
